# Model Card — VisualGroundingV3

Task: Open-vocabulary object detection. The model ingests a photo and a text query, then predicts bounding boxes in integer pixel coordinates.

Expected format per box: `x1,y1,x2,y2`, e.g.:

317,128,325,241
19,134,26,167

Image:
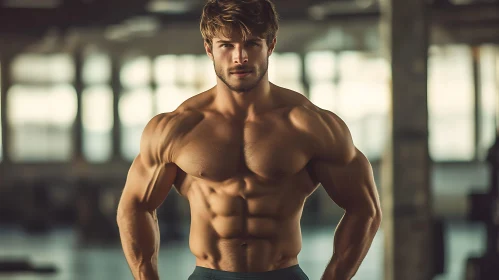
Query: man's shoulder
273,85,335,123
286,101,354,162
288,101,332,135
149,89,214,131
140,109,204,163
146,109,204,137
178,88,215,111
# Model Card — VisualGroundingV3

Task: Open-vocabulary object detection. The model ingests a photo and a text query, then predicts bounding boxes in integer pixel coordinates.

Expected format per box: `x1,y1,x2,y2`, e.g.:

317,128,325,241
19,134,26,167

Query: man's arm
117,113,178,280
310,111,382,280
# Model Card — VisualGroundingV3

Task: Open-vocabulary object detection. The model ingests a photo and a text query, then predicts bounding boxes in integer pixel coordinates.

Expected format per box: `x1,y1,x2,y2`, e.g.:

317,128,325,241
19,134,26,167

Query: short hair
200,0,279,47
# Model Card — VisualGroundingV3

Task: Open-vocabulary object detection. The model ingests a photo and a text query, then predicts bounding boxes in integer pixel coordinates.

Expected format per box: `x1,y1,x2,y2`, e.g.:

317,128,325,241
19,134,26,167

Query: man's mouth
230,69,253,74
231,70,252,78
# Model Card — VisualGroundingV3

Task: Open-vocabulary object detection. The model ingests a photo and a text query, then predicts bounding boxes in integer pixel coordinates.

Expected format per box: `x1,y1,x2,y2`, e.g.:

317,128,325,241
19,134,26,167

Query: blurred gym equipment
466,134,499,280
0,259,57,274
465,46,499,280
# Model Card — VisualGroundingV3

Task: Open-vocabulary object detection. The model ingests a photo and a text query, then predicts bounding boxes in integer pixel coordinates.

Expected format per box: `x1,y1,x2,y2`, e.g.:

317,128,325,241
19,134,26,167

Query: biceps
315,152,379,215
120,155,177,212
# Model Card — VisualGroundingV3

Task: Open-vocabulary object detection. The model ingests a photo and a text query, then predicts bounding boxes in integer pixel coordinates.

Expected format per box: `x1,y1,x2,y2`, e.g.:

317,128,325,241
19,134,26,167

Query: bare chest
174,116,312,182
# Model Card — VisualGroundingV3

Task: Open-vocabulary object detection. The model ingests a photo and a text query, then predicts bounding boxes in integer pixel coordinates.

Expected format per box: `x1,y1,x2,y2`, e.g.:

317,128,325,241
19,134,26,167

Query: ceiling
0,0,377,33
0,0,498,55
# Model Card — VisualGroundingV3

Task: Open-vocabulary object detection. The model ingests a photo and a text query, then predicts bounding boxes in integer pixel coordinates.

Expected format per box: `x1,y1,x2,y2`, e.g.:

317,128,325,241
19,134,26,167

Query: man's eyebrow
215,39,262,44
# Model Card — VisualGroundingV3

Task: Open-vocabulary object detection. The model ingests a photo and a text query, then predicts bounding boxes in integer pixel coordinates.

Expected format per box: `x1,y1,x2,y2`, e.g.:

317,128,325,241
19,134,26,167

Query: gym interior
0,0,498,279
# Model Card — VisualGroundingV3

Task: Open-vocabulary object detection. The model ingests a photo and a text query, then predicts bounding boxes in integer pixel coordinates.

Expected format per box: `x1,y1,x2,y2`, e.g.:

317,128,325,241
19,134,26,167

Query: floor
0,222,486,280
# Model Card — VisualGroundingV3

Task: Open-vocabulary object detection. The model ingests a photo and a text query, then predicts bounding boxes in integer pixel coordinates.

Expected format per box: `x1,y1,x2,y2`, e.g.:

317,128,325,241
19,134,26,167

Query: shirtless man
116,0,382,279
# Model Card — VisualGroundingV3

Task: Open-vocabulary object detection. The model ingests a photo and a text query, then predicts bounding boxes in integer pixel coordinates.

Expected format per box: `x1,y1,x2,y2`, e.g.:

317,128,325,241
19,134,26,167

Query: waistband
191,264,305,280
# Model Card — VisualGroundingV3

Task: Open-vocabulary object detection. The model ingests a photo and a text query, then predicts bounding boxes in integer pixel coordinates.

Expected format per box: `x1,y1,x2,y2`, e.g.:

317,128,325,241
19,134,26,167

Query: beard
214,57,269,93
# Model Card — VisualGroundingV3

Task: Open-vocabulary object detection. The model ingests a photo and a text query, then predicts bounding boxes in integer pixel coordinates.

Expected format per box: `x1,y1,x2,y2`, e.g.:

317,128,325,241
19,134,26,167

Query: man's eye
221,44,232,48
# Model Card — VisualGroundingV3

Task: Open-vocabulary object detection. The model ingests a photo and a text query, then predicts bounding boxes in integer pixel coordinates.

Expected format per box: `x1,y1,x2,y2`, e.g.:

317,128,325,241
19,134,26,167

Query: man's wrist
321,261,351,280
136,263,159,280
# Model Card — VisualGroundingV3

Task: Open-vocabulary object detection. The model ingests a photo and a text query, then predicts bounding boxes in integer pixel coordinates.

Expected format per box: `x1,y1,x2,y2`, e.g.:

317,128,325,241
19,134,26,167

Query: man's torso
162,86,329,272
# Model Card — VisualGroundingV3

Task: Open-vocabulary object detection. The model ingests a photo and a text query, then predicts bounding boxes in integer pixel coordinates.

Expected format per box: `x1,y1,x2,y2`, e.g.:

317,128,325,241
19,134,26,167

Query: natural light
8,84,77,161
83,53,111,85
428,45,475,160
120,56,152,88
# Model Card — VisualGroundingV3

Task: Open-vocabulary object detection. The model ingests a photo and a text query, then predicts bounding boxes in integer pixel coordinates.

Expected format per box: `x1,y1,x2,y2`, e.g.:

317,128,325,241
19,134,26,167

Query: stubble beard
214,57,269,94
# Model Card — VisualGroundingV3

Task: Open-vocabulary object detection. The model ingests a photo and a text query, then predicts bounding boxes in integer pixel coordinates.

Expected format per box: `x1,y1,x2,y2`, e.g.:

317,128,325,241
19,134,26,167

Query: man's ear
204,41,214,61
268,37,277,56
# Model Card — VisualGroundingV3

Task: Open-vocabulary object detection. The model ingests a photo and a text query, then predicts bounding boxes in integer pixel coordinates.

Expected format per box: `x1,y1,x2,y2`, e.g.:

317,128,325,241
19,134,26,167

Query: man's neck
214,80,274,120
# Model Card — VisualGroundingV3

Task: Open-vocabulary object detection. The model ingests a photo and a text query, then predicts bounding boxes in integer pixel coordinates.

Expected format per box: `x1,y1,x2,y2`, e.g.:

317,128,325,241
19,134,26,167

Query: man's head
200,0,279,93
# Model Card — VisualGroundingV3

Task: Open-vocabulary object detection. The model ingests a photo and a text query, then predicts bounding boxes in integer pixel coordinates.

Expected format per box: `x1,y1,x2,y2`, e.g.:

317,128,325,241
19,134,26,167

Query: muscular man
117,0,382,279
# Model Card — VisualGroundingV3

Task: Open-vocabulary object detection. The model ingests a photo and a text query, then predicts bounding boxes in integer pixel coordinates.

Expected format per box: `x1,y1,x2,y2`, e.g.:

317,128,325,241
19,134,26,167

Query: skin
117,31,382,280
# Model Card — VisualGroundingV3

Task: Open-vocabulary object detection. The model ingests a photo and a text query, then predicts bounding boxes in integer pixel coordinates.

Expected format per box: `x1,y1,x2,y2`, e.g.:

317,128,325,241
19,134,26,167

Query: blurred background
0,0,498,279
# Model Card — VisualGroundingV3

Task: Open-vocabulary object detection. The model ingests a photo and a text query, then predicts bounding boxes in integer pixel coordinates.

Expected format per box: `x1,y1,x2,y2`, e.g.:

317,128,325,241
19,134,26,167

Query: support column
150,55,158,115
299,52,310,99
73,49,84,161
496,47,499,132
0,53,13,164
472,46,482,161
465,45,499,280
333,51,340,111
111,54,122,161
380,0,433,280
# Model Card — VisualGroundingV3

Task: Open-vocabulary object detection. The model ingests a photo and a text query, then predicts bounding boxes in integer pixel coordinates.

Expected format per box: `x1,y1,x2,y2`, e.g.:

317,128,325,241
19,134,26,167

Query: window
12,54,74,84
197,55,217,91
269,53,304,94
306,51,336,82
156,85,196,114
303,50,390,160
154,55,177,85
82,53,113,162
336,51,390,160
83,53,111,85
306,51,336,112
428,45,474,161
120,56,154,160
173,55,198,85
82,86,113,162
478,45,497,159
8,54,77,162
154,54,200,115
120,56,152,88
8,85,77,162
119,88,154,161
309,83,336,112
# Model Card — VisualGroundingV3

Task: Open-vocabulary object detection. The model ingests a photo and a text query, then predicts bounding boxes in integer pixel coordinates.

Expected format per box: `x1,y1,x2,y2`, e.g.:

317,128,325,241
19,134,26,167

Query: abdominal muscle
184,178,306,272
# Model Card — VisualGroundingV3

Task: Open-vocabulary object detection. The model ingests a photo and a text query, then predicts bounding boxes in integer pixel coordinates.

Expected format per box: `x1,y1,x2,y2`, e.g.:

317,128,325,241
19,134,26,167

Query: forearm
322,211,381,280
117,204,160,280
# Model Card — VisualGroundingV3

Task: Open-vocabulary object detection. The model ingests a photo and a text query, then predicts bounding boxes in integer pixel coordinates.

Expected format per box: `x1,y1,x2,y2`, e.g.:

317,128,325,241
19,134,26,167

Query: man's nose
233,46,249,64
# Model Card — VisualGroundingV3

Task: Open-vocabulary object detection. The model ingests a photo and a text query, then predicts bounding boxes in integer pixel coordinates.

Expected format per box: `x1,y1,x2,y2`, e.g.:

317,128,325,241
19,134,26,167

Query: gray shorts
187,264,309,280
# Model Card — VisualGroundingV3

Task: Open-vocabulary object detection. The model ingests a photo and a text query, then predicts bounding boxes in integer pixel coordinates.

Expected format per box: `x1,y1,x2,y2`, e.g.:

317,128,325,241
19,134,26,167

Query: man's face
205,33,276,93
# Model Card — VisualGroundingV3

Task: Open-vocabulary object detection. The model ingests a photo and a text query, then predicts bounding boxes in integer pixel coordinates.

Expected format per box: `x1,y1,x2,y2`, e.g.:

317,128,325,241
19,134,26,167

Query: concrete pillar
472,46,482,161
150,55,158,115
299,52,310,99
0,53,13,164
496,47,499,132
111,54,122,161
73,49,84,161
379,0,433,280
